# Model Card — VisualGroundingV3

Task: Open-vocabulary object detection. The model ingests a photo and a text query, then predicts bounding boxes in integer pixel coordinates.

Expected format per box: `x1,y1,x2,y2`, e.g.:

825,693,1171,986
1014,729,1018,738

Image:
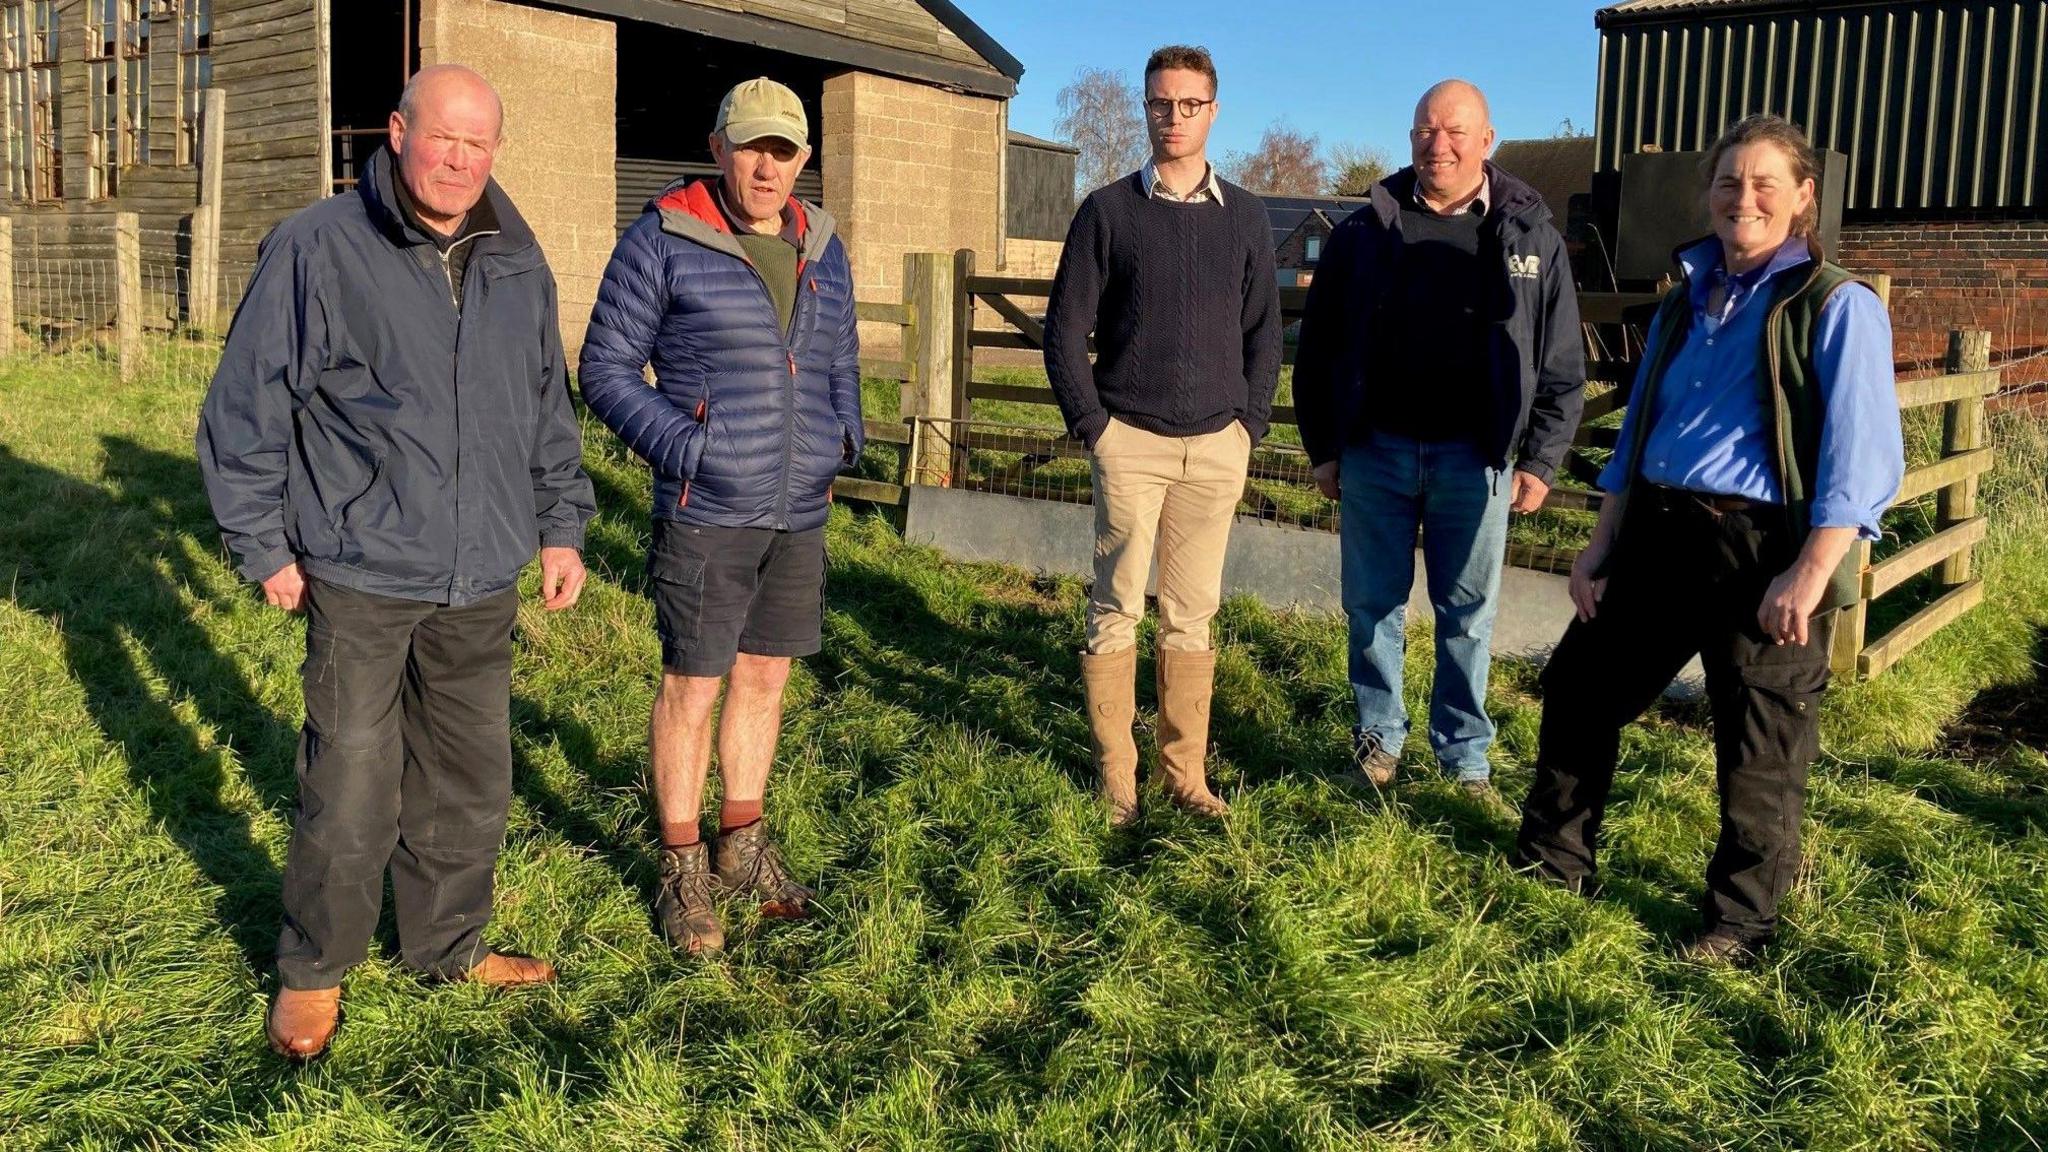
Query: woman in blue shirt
1515,115,1904,965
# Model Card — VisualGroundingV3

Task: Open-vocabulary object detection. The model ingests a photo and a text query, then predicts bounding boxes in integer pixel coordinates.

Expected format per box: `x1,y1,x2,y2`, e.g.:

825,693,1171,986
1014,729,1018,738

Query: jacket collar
359,147,536,258
654,177,837,265
1369,160,1549,233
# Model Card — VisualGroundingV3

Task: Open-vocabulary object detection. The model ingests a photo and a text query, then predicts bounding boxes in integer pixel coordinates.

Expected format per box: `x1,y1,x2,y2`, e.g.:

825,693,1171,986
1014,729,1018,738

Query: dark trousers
1516,487,1835,944
275,578,519,989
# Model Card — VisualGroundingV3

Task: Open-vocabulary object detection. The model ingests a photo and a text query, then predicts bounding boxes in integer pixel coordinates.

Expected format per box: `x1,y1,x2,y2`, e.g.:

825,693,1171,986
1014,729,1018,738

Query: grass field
4,351,2048,1150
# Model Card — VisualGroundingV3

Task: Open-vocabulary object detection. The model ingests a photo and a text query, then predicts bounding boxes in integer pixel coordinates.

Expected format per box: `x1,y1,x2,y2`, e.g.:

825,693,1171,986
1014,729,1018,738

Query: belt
1641,483,1763,516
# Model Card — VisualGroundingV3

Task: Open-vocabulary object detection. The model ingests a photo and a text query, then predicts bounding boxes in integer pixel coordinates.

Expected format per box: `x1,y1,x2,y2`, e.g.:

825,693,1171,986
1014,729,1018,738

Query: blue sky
972,1,1604,166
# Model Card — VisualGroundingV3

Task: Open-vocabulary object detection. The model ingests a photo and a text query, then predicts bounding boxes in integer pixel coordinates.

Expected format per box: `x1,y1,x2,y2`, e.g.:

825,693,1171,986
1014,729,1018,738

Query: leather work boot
716,823,815,918
1675,931,1757,969
266,986,341,1061
1347,727,1399,791
1080,648,1141,826
460,951,558,986
655,842,725,955
1155,647,1230,817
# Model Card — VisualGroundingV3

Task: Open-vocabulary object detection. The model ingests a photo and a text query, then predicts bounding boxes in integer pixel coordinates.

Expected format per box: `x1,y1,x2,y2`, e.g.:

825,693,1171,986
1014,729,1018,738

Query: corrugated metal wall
1595,1,2048,211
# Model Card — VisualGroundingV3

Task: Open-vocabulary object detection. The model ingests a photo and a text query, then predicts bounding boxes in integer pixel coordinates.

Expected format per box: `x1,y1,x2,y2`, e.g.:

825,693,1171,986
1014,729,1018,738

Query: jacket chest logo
1506,253,1541,281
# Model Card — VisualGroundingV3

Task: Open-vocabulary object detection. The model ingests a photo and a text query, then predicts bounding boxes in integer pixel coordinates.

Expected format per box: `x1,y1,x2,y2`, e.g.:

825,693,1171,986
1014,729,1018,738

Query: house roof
917,1,1024,81
1490,137,1596,223
1007,129,1079,154
1259,193,1369,249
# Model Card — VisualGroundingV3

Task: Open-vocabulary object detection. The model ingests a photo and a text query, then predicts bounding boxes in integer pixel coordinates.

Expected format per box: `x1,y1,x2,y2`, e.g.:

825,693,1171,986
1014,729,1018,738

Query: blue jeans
1340,430,1511,781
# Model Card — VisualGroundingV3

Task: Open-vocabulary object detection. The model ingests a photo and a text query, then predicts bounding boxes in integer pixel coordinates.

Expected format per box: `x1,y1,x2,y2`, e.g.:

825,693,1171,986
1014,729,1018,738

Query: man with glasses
1294,79,1585,813
1044,44,1282,827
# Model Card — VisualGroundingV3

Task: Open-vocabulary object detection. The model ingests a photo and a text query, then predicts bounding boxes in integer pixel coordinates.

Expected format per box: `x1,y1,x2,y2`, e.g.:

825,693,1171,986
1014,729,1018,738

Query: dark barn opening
614,23,829,233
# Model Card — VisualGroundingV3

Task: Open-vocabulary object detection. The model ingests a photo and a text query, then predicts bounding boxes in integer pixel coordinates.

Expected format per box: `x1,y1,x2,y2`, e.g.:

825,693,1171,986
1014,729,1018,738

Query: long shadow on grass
0,439,298,971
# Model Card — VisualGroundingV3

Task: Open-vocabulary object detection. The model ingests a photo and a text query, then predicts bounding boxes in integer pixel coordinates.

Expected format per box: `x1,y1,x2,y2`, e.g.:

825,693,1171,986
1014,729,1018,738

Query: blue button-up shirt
1598,236,1904,540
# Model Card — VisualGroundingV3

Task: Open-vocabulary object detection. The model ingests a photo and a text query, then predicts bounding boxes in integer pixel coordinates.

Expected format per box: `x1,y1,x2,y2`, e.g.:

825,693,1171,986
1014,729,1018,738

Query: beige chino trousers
1086,417,1252,654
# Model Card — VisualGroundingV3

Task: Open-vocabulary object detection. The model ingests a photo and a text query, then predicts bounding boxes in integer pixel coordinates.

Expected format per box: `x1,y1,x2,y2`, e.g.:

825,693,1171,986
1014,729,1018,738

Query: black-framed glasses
1145,97,1214,120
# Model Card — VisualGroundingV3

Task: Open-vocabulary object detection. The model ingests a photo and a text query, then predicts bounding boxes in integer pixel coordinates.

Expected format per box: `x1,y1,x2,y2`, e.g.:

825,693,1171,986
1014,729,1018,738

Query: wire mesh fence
6,221,249,389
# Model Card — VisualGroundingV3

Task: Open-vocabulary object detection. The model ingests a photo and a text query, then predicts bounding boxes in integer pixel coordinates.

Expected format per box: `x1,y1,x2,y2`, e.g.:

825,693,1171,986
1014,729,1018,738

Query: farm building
1,0,1028,353
1593,0,2048,383
1263,194,1367,287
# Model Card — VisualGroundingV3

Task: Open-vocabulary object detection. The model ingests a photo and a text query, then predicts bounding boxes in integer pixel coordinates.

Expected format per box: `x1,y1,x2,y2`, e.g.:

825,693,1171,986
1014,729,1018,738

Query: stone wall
821,70,1002,352
419,0,616,355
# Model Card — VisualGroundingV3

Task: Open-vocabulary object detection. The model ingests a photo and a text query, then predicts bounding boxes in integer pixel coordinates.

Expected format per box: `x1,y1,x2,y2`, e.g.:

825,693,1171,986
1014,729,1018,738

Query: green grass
4,350,2048,1150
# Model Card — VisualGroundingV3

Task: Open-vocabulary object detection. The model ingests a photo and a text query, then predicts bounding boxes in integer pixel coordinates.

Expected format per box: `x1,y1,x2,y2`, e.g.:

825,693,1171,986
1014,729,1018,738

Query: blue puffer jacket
579,179,863,531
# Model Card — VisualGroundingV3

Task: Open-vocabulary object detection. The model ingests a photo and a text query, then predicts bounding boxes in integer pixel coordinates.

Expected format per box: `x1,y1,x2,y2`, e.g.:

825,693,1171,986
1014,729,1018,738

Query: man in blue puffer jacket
579,77,861,956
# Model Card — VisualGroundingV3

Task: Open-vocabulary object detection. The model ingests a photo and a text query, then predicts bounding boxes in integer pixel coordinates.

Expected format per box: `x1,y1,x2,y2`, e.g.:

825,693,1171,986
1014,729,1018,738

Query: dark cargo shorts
648,519,826,677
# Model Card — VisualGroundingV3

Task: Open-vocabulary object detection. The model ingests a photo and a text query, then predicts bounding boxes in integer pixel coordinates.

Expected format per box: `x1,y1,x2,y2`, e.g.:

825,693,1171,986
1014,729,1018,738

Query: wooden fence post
114,212,141,382
0,216,14,358
190,87,226,334
1940,328,1992,585
902,251,956,485
950,247,976,483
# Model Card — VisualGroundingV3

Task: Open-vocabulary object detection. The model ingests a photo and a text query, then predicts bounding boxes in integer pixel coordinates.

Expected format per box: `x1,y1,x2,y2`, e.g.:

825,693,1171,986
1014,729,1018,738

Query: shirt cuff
1808,496,1883,542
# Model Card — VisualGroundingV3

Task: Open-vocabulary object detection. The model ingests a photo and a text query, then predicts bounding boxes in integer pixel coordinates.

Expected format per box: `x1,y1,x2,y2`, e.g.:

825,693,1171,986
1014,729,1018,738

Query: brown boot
266,986,341,1061
1156,647,1229,817
716,823,815,918
655,842,725,955
460,951,557,986
1080,648,1141,826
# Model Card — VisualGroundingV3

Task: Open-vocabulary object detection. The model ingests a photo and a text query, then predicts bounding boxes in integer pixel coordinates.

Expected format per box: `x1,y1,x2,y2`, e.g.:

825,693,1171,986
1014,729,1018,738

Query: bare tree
1222,122,1325,195
1054,67,1148,194
1325,142,1392,196
1555,117,1592,138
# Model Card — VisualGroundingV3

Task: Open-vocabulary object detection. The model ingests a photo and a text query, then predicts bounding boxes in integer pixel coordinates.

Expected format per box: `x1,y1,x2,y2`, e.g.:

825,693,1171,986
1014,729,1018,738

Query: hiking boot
1457,777,1517,822
1675,931,1756,968
460,951,557,986
266,985,340,1061
655,842,725,955
1156,647,1229,817
1343,727,1399,792
716,823,814,918
1081,648,1141,826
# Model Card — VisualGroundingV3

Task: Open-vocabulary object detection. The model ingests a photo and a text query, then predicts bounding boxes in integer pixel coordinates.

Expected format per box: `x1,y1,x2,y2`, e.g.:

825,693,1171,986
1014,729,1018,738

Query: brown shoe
1156,647,1229,817
461,951,557,986
1345,727,1399,791
1675,931,1756,968
266,985,341,1061
716,823,814,918
1081,648,1141,826
656,842,725,955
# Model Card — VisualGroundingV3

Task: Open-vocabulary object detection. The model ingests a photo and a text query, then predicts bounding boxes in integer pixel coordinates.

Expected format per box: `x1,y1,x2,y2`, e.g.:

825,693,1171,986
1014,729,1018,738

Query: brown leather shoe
1345,727,1399,791
1675,931,1756,968
461,951,558,986
267,986,341,1061
716,823,814,918
655,842,725,955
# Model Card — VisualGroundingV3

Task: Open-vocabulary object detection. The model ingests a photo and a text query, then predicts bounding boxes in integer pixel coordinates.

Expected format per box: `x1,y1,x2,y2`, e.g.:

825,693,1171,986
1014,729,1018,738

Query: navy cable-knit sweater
1042,171,1283,449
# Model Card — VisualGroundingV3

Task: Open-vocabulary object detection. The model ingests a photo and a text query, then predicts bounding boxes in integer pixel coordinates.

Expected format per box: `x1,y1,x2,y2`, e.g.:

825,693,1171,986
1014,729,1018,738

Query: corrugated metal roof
1602,0,1778,13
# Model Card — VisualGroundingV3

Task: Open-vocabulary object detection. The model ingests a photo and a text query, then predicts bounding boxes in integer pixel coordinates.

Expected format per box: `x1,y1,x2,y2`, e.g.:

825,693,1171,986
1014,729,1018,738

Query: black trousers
275,578,519,989
1516,487,1835,944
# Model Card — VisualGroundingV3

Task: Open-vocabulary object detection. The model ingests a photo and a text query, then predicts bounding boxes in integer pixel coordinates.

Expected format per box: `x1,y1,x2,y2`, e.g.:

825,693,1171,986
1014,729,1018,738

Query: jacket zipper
734,247,809,530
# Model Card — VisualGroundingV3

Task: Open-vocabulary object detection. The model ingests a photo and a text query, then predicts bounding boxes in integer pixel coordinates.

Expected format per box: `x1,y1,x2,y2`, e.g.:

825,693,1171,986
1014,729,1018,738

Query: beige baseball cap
715,77,808,149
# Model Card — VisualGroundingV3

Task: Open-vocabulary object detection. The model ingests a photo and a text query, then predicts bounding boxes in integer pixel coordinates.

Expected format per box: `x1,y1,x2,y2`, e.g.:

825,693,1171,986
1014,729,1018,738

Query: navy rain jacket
196,147,595,605
578,178,863,531
1292,162,1586,483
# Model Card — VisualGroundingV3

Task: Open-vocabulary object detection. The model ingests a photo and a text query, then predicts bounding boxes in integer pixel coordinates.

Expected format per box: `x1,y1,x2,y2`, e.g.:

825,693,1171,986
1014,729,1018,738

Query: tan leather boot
1156,647,1229,817
1080,648,1140,826
267,986,341,1060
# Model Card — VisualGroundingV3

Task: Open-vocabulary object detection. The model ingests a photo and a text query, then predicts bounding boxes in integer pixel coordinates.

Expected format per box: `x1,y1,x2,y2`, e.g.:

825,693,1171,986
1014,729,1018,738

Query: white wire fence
4,219,249,389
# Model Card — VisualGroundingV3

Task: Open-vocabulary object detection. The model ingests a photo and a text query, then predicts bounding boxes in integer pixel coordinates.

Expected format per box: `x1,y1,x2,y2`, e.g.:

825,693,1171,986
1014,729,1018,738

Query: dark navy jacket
1292,162,1586,482
196,148,594,605
578,179,863,532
